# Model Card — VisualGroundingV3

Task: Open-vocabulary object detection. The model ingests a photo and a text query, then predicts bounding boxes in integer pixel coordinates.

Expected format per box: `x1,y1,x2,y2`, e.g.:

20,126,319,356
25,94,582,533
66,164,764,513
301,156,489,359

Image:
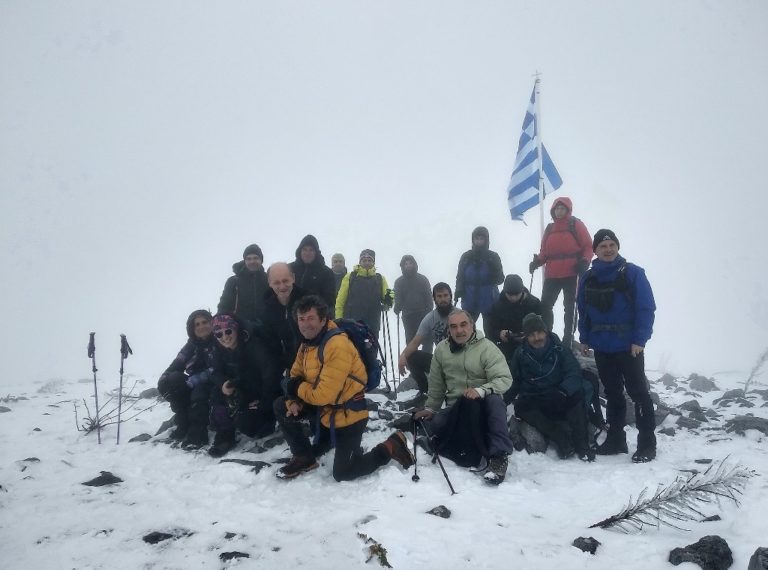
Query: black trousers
541,276,577,341
593,351,655,435
210,385,277,439
467,310,494,339
514,391,590,455
273,396,388,482
157,371,210,432
406,350,433,392
401,310,430,348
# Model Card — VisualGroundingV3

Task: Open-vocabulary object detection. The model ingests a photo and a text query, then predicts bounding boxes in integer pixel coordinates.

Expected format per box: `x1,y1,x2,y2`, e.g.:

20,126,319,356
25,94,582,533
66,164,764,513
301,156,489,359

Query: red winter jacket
537,197,592,279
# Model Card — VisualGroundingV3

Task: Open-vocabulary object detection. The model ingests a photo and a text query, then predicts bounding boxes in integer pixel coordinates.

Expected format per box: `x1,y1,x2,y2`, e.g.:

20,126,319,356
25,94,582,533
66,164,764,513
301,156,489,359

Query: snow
1,372,767,569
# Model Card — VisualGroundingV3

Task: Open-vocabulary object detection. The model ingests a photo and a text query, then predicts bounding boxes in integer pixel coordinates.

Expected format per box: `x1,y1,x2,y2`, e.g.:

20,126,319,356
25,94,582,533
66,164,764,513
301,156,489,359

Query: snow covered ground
1,371,766,569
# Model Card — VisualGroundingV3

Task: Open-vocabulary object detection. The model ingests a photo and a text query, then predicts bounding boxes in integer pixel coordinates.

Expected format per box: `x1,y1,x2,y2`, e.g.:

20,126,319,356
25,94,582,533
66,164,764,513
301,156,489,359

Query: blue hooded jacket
576,254,655,352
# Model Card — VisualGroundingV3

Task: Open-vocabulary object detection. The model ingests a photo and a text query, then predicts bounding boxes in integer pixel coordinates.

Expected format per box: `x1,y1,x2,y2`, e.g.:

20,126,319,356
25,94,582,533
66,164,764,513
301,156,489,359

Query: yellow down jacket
289,321,368,429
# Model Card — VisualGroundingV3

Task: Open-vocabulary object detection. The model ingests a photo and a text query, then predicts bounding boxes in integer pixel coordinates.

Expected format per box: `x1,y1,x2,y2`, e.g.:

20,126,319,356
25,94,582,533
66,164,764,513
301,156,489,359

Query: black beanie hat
522,313,547,336
503,274,525,295
592,229,620,252
243,244,264,260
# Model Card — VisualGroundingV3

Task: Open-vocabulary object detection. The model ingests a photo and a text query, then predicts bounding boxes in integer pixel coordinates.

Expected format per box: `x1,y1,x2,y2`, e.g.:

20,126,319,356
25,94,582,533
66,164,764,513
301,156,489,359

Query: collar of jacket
590,254,627,278
353,265,378,276
522,333,559,362
448,331,479,353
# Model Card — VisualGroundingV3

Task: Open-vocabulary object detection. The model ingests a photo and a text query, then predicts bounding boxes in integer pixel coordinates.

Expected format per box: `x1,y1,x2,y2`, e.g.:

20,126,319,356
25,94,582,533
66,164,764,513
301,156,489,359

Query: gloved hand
185,373,204,389
383,289,394,309
575,259,590,274
284,376,302,399
529,254,542,274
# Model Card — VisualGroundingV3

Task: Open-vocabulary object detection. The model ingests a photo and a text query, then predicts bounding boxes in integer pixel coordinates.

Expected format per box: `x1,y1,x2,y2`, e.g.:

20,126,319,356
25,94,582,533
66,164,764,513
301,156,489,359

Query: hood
471,226,490,250
550,197,573,220
399,254,418,275
231,259,265,276
294,234,326,266
185,309,213,339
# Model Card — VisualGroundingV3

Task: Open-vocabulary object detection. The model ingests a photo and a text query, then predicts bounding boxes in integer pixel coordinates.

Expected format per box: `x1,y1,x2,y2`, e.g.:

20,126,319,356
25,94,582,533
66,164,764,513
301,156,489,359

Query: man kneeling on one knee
506,313,594,461
414,309,514,485
273,295,414,481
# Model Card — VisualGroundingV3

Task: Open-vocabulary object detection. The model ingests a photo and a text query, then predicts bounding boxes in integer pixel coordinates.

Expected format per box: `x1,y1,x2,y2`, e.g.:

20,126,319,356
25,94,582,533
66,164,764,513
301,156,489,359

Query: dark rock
129,433,152,443
695,459,713,464
655,408,671,426
82,471,123,486
143,531,174,544
713,389,745,406
704,409,721,419
660,373,678,387
397,392,426,411
676,416,702,430
572,536,601,555
0,406,11,413
669,535,733,570
658,427,676,436
426,505,451,518
33,428,41,432
688,374,719,392
224,532,237,540
397,376,419,392
252,462,270,474
733,398,755,408
262,435,284,449
675,387,687,393
702,515,721,522
366,399,379,411
139,388,160,399
508,416,548,453
724,416,768,435
377,409,395,421
750,390,768,401
389,413,413,432
154,418,175,436
681,399,702,412
22,457,40,463
220,552,250,561
689,410,710,423
748,547,768,570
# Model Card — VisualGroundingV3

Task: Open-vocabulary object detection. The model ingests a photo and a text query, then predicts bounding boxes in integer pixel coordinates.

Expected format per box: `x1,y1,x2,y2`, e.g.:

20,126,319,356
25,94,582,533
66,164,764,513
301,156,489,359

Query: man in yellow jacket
273,295,414,480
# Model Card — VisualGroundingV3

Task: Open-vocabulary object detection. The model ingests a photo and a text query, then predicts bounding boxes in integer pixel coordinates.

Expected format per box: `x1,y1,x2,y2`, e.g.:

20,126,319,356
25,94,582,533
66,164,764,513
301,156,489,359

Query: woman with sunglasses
208,313,283,457
157,309,217,449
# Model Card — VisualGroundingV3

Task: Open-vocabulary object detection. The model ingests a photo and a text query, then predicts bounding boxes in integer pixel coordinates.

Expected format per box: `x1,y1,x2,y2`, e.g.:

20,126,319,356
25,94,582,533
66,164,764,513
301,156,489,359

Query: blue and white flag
506,85,563,221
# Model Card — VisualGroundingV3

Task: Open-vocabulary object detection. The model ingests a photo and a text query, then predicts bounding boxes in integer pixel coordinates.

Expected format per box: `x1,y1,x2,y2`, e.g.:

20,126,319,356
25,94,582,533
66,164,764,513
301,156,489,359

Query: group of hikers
158,197,657,486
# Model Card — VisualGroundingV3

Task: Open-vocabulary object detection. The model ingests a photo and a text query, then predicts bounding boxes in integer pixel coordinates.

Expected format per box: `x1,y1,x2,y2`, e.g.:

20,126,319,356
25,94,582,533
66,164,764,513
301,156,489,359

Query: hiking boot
169,426,188,441
208,431,236,458
380,431,415,469
181,427,209,450
275,456,319,480
596,429,628,455
578,448,596,462
632,447,656,463
483,455,508,485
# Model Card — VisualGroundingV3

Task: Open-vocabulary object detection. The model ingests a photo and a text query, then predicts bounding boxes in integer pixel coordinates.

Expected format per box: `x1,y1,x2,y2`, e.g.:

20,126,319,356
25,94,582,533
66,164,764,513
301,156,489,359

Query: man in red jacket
529,197,592,348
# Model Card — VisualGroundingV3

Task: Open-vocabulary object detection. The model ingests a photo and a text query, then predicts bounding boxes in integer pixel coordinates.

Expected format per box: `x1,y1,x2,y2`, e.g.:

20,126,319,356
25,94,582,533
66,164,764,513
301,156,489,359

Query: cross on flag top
506,82,563,221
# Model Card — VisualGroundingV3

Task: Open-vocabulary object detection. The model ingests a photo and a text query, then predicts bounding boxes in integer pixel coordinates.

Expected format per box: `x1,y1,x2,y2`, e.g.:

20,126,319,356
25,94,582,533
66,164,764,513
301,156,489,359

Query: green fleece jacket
425,331,512,411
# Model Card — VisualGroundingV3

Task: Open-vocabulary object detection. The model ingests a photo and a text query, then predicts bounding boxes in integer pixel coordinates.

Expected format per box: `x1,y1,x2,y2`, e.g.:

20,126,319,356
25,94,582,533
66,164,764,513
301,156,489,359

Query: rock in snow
668,535,733,570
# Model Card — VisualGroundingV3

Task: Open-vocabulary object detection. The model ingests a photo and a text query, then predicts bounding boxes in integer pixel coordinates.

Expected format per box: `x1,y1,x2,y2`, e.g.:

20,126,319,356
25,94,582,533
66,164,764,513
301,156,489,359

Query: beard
436,302,453,317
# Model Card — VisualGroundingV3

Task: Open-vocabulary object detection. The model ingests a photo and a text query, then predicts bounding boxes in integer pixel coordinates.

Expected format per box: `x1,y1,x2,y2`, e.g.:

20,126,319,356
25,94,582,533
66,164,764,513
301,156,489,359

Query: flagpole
534,75,545,239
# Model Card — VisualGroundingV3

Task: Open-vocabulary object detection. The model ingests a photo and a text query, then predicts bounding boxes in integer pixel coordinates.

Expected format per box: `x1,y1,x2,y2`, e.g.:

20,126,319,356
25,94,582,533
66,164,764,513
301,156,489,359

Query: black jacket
289,235,337,311
487,291,543,360
260,285,308,372
218,261,268,323
211,332,282,406
159,310,217,382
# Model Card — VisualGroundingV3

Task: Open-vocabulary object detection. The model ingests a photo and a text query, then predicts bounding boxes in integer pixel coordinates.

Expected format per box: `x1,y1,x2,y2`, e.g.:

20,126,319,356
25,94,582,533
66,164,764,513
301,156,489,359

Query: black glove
575,259,589,274
284,377,302,399
529,255,542,274
383,289,394,309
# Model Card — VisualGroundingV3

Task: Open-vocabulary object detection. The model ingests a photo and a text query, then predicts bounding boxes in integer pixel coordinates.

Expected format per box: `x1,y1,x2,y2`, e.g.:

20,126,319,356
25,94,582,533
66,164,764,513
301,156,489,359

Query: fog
1,1,766,390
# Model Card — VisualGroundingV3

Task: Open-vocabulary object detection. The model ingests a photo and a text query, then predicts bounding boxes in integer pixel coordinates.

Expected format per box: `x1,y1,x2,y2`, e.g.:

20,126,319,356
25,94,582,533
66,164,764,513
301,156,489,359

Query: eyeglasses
214,329,234,338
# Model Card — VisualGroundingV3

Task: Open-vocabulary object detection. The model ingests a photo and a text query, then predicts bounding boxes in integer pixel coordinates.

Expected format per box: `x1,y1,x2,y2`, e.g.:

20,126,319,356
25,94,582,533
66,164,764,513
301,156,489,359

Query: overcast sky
1,1,766,389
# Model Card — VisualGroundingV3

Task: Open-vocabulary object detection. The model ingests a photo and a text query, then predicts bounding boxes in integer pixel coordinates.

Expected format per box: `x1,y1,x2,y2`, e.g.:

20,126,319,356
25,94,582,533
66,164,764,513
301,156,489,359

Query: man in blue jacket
577,229,657,462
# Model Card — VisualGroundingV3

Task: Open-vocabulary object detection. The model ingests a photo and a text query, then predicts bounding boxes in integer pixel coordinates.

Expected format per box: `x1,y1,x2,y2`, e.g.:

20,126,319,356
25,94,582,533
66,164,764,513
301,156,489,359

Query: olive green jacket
425,332,512,411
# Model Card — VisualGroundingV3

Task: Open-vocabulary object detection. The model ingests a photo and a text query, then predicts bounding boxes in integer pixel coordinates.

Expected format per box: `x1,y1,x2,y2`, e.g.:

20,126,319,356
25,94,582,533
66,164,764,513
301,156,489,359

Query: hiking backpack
318,319,383,392
543,216,581,244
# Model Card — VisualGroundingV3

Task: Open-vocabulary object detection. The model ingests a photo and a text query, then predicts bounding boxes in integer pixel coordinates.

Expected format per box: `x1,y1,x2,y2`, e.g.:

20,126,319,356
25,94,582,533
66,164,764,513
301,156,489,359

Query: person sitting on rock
208,313,283,457
414,309,514,485
157,309,217,449
506,313,594,461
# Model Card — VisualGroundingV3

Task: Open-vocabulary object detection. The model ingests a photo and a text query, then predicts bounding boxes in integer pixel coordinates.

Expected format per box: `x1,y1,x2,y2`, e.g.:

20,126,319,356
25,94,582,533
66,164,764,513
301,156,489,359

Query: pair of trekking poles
410,413,456,495
379,309,401,392
87,332,133,444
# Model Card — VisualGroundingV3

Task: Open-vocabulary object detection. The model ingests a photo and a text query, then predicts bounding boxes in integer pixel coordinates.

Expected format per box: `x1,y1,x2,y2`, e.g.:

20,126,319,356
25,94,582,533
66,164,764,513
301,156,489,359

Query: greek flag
506,85,563,221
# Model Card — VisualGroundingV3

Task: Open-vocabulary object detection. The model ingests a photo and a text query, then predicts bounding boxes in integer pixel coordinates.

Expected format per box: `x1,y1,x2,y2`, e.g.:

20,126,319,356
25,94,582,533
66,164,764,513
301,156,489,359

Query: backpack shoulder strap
318,328,345,365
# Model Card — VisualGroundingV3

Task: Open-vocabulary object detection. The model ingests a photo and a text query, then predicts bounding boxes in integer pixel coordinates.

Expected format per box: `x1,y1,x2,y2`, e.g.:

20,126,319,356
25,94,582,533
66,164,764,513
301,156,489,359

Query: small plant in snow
74,378,156,435
589,458,757,533
744,347,768,394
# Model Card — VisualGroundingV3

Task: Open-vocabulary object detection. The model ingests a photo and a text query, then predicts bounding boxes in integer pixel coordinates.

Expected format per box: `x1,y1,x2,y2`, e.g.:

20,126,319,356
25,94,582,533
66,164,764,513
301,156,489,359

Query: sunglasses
214,329,234,338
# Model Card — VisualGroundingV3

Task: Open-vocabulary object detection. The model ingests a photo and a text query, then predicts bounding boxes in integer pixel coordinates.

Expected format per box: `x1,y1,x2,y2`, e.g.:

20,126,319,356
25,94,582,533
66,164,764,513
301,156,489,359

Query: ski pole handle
120,334,133,359
88,332,96,359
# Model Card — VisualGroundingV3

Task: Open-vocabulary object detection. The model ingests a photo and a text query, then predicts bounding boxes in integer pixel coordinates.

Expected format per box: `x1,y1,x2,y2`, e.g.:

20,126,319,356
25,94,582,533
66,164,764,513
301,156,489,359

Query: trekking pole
396,314,402,357
384,311,398,389
116,334,133,445
411,413,420,482
379,310,390,386
417,417,457,495
87,333,102,444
